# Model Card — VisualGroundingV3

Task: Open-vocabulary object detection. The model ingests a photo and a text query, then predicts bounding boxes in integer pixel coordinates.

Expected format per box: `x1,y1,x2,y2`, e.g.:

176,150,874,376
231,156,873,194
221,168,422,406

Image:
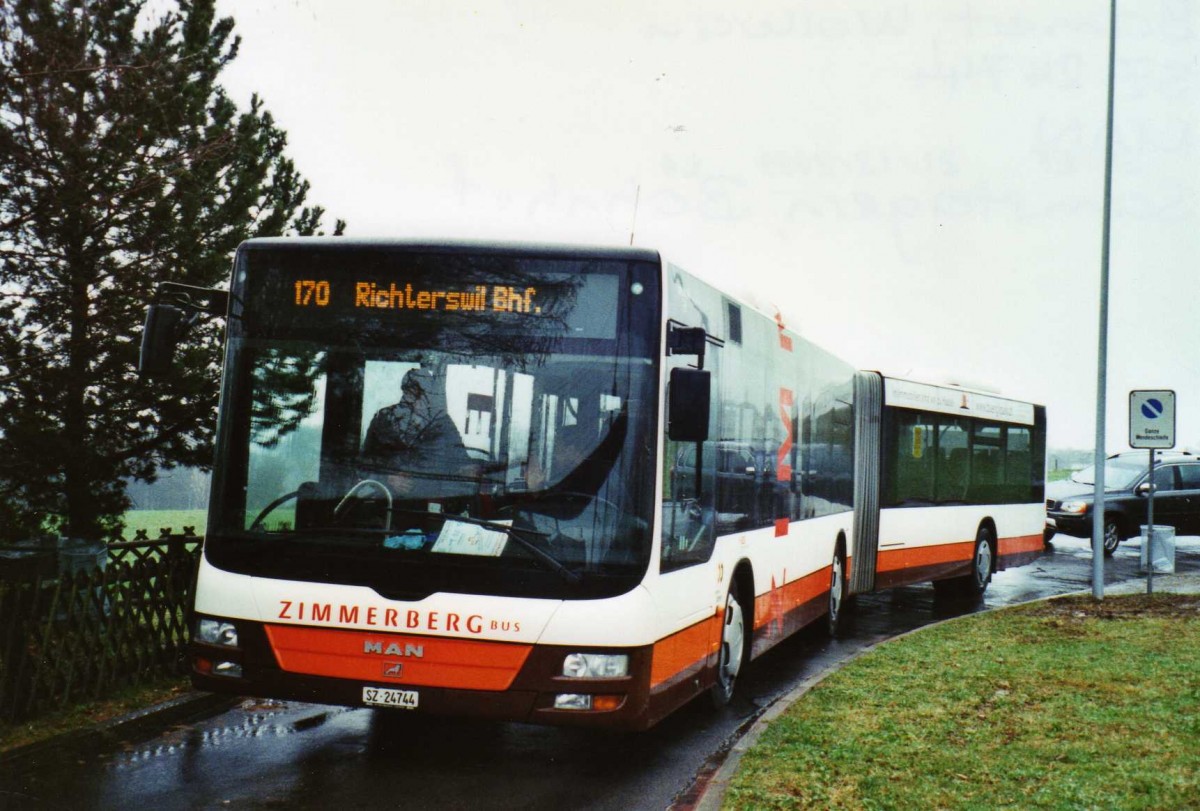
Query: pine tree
0,0,344,541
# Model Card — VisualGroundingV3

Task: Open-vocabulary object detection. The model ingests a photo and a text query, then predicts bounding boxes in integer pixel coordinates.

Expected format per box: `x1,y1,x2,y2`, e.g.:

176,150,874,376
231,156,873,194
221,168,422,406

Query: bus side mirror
668,368,710,443
138,303,185,377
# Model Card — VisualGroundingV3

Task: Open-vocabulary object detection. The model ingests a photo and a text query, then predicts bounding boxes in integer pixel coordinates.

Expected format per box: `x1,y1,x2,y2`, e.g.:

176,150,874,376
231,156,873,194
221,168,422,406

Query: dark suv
1045,451,1200,556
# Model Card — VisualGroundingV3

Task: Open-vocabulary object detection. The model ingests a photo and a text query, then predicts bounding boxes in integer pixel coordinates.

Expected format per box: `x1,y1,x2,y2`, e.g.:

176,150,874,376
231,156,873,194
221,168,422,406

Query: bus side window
1004,427,1032,501
891,411,935,504
935,418,970,502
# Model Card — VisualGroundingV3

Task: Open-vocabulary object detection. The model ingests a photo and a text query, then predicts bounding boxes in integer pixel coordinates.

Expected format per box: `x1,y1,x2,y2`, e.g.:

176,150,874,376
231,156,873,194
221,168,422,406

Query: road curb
682,571,1200,810
0,691,239,770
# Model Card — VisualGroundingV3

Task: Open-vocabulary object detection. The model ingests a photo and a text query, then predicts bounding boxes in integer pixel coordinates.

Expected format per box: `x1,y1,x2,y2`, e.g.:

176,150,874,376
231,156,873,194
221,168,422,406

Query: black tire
1102,517,1121,557
710,582,747,708
827,546,848,638
964,525,995,597
936,525,995,599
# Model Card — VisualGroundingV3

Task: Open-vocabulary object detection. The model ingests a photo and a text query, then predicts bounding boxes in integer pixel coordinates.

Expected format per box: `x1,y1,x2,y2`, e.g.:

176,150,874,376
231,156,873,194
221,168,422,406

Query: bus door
659,278,724,678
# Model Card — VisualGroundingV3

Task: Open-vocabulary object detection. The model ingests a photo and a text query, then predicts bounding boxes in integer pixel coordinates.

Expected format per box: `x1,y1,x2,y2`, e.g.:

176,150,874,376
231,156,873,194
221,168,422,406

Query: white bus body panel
879,503,1044,550
194,555,561,645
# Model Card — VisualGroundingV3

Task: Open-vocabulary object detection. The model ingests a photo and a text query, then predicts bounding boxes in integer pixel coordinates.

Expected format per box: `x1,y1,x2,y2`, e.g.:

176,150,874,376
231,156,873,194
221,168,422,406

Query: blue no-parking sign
1129,390,1176,449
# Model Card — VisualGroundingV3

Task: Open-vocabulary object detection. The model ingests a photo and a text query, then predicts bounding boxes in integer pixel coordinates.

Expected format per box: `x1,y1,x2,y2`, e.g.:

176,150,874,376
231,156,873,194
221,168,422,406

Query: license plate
362,686,418,709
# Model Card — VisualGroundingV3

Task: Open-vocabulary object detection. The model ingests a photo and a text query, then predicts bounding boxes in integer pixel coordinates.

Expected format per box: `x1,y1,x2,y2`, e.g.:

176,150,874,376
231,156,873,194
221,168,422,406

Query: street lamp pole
1092,0,1117,601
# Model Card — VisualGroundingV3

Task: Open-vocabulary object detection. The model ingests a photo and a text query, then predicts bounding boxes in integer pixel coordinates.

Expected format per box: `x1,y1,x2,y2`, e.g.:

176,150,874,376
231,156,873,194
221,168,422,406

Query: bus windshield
208,248,660,600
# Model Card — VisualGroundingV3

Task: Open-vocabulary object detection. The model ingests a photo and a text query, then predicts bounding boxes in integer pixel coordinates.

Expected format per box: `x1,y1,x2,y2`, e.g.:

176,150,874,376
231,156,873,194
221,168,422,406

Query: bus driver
360,367,476,499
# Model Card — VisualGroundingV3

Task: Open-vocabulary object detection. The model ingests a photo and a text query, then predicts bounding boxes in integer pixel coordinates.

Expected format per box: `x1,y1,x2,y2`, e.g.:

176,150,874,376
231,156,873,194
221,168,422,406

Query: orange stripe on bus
998,534,1044,556
650,612,720,689
877,541,974,572
752,567,828,632
878,534,1044,572
265,625,532,691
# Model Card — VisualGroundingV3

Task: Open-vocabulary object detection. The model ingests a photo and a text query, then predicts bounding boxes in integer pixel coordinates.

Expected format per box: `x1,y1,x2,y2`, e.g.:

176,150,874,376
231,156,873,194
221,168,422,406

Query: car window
1072,459,1143,488
1178,464,1200,490
1151,466,1178,492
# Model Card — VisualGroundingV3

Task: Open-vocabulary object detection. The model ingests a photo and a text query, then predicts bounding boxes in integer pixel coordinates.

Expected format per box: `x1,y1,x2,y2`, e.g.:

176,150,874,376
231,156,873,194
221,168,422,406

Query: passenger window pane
1152,466,1177,492
1005,426,1032,500
936,418,970,502
1178,464,1200,490
972,425,1004,480
891,412,935,504
967,424,1003,504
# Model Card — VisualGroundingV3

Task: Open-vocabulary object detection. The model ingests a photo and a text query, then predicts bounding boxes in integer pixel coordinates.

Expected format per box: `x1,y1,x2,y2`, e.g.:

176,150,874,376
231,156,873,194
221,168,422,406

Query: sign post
1129,390,1176,594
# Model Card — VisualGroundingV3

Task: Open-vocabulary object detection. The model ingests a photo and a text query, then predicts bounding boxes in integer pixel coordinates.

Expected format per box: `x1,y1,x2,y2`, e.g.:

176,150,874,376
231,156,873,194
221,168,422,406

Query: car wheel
1102,517,1121,557
827,546,848,638
711,582,746,708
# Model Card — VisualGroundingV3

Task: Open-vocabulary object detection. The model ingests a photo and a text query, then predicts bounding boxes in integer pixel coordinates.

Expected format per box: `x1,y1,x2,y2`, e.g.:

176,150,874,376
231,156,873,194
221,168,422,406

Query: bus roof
235,237,662,265
867,371,1044,409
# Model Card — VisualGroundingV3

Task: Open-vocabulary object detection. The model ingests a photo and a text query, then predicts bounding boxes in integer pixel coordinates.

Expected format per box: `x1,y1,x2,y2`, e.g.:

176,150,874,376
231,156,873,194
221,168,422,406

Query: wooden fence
0,533,202,724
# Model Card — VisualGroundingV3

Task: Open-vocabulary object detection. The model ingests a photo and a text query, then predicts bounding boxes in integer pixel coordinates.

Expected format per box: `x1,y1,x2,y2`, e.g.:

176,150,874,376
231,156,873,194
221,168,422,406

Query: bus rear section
848,373,1047,598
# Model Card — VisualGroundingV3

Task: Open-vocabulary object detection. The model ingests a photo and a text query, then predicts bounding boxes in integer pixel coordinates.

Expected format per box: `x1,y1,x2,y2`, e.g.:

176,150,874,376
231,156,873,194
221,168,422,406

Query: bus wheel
964,525,995,597
1102,517,1121,557
711,583,746,708
935,525,994,600
827,547,848,638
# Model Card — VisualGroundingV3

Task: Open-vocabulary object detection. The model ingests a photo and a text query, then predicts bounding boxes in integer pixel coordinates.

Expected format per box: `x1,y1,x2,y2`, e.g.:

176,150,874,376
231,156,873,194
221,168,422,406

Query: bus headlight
1059,500,1089,515
553,693,623,711
196,618,239,647
562,653,629,678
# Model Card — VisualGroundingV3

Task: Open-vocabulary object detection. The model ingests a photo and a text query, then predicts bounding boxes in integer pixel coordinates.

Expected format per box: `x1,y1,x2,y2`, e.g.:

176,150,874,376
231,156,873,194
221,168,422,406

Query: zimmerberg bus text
276,600,521,634
354,282,541,313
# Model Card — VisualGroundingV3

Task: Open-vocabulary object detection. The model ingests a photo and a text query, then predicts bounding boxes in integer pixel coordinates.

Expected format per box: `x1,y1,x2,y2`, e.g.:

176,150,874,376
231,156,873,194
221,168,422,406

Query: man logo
383,662,404,678
363,640,425,658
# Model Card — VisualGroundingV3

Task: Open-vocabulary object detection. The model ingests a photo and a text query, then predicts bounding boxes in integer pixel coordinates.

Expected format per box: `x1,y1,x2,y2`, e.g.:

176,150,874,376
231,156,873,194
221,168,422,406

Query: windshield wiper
389,508,583,584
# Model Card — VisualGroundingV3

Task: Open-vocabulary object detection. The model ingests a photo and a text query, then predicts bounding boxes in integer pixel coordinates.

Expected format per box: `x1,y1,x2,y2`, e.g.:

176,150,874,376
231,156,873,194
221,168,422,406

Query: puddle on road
108,701,356,771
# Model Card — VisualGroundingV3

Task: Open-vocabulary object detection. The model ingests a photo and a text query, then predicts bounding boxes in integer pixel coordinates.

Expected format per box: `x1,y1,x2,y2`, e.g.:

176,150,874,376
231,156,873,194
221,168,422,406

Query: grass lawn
726,594,1200,810
119,509,207,540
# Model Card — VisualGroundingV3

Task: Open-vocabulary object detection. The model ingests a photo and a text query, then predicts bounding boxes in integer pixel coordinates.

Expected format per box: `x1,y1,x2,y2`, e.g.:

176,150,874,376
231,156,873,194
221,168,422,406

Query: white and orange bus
142,239,1045,730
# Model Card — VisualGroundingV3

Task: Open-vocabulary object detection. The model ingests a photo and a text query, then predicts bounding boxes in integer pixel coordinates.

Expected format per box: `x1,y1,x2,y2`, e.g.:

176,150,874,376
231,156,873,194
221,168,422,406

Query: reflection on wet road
3,536,1196,811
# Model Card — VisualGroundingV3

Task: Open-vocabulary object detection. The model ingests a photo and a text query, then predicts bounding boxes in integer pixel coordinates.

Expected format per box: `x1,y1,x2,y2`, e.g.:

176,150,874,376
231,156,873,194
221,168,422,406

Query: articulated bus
141,239,1045,731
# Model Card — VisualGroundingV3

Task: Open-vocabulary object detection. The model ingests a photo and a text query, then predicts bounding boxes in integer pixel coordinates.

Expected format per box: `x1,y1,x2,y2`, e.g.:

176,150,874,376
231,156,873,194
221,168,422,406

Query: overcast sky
211,0,1199,453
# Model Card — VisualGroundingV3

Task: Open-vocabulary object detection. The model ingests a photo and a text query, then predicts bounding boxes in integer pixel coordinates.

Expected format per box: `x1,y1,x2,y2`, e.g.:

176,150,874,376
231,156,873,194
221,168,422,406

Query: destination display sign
243,256,625,342
292,279,547,315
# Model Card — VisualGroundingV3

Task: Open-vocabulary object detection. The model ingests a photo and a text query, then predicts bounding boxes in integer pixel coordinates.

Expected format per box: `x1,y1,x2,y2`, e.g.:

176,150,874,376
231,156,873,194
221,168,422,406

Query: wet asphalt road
4,534,1197,811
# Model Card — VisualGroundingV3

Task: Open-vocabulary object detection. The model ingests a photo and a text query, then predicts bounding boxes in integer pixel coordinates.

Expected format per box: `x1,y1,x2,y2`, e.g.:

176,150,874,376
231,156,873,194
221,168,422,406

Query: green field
726,594,1200,810
119,509,207,540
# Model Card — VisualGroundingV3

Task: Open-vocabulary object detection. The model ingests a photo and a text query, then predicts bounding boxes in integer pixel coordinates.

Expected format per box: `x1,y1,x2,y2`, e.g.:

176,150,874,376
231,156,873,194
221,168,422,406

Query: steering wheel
333,479,395,530
248,490,300,532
